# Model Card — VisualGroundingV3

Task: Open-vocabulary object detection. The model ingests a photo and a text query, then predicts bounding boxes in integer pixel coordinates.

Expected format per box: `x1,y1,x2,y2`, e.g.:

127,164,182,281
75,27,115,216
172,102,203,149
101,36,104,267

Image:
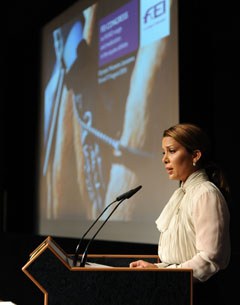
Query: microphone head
127,185,142,199
116,185,142,201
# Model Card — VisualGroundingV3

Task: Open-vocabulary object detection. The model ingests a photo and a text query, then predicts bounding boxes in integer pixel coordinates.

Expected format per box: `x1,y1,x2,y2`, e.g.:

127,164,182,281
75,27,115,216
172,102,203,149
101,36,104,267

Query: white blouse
155,169,230,282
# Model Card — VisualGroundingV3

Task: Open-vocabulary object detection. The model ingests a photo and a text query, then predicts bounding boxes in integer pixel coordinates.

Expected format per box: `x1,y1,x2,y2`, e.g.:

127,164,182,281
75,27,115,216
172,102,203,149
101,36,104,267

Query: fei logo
140,0,170,47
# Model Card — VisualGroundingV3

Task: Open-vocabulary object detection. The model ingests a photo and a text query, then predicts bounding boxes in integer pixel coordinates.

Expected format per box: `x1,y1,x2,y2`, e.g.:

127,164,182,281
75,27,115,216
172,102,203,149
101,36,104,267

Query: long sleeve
178,189,230,281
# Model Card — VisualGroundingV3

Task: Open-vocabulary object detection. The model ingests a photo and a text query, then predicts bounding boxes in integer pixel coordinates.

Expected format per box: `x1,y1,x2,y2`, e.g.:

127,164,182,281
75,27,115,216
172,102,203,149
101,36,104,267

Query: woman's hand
129,260,158,268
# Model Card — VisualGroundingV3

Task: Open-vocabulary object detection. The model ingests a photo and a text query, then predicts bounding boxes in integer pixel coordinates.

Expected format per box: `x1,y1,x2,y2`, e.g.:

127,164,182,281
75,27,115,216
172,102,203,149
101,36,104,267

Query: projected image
39,0,178,243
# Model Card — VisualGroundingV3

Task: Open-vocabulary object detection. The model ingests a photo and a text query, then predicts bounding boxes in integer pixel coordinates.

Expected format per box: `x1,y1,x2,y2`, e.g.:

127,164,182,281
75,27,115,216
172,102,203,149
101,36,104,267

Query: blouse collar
180,169,209,193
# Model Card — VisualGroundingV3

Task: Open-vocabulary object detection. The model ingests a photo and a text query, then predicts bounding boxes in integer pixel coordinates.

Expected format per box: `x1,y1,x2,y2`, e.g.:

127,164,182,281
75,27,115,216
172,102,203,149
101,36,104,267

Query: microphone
73,185,142,267
116,185,142,201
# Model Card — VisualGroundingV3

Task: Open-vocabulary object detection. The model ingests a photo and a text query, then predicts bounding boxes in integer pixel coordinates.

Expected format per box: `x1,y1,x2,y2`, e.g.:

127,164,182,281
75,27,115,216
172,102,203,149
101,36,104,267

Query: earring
193,161,196,167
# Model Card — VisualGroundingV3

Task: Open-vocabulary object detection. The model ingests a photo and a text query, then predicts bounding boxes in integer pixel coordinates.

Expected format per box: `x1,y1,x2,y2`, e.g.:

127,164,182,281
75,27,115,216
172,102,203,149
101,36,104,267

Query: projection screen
37,0,179,244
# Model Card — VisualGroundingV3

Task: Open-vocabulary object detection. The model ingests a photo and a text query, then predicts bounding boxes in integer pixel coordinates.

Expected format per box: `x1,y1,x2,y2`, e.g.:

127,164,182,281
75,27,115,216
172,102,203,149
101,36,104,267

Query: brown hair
163,123,230,199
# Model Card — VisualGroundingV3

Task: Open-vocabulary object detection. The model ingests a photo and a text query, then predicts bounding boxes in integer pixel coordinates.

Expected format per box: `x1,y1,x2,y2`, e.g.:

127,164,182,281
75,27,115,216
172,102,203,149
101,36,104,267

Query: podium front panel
24,249,192,305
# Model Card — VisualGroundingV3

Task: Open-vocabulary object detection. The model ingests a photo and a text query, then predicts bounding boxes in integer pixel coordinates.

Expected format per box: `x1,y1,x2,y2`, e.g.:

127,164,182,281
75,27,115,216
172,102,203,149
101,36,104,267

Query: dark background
1,0,239,304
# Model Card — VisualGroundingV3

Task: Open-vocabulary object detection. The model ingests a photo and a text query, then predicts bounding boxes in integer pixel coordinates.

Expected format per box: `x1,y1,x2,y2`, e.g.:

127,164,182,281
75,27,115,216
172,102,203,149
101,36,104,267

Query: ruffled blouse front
155,170,230,282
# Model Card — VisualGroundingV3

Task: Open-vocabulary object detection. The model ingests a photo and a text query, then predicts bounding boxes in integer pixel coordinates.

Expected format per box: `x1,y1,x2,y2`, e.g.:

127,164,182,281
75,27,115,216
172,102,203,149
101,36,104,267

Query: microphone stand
73,198,117,266
79,198,125,267
72,185,142,267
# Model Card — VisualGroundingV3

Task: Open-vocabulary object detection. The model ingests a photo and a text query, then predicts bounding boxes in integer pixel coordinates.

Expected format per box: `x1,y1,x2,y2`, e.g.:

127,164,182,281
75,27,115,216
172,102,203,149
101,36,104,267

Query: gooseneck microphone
79,197,125,267
73,197,117,267
73,185,142,267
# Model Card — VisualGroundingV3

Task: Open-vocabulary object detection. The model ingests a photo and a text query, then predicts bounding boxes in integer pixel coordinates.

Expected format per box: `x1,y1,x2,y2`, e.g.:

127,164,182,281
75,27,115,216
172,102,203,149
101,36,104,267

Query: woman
129,123,231,304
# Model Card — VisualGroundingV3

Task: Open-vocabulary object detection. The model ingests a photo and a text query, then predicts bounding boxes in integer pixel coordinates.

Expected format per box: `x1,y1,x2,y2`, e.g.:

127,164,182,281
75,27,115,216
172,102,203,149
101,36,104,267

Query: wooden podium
22,236,193,305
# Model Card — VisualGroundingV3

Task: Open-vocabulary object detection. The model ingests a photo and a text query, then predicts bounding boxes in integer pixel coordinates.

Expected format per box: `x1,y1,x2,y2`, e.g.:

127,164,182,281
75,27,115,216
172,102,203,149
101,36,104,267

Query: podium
22,236,193,305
